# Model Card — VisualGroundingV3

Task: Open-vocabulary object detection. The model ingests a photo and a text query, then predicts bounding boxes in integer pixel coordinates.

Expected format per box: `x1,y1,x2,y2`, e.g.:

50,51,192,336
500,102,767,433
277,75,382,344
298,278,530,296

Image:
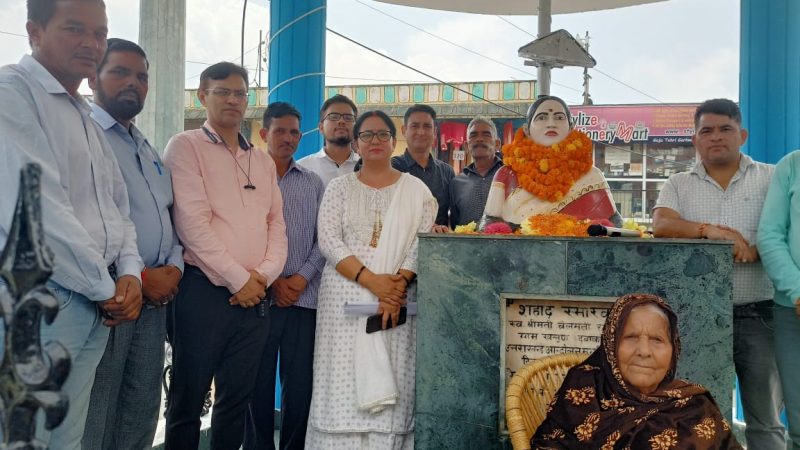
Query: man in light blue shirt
0,2,143,449
83,38,183,450
759,149,800,449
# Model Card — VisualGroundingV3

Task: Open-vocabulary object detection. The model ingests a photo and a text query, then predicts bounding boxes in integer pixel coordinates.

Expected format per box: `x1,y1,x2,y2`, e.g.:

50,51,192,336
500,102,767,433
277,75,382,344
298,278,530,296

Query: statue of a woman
480,96,621,229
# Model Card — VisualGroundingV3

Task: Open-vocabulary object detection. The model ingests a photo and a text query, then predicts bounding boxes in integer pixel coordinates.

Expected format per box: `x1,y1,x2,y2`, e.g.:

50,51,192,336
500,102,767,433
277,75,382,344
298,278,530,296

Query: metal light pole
241,0,248,66
578,31,593,105
537,0,551,96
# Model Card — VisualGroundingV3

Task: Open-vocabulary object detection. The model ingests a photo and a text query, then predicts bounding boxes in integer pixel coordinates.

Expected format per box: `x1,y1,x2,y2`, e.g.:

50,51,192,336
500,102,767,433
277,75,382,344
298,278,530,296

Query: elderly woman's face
528,99,570,146
617,304,673,395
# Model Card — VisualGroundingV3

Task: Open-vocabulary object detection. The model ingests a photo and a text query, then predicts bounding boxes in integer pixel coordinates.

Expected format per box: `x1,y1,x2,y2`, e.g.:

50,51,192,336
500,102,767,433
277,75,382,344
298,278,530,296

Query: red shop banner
569,104,698,145
439,121,467,150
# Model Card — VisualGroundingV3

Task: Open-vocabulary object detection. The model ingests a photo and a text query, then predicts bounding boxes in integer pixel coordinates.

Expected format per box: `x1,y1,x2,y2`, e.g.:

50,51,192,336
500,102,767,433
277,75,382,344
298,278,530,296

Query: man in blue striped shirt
84,38,183,450
244,102,325,450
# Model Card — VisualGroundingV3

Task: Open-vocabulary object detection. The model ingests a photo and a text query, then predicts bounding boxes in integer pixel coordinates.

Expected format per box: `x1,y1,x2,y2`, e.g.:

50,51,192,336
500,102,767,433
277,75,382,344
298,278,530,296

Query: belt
734,300,774,309
185,264,208,279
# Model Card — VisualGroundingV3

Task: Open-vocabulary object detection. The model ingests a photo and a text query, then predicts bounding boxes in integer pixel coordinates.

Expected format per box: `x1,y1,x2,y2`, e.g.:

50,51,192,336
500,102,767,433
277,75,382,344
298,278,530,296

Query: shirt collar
691,152,753,178
90,102,150,146
202,120,252,150
463,156,503,176
319,146,358,163
20,54,91,111
89,102,119,131
402,149,433,169
275,158,302,181
738,153,755,172
20,54,68,95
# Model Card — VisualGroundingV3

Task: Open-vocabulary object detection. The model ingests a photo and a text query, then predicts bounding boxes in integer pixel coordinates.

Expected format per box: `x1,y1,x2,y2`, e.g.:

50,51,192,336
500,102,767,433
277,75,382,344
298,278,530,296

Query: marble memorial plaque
504,298,612,381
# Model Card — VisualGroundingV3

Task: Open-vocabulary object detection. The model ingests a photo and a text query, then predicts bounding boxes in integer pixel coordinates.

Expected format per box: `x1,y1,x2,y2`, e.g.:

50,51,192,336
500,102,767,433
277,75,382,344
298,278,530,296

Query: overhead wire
327,75,425,83
185,43,262,80
495,16,536,38
327,27,528,117
326,27,691,170
352,0,583,95
590,67,667,104
178,3,694,170
0,30,27,38
488,14,694,169
495,13,681,107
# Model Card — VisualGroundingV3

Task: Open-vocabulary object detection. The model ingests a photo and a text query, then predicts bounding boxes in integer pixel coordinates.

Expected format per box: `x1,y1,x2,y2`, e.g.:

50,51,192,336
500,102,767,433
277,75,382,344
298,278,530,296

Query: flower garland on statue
502,127,593,202
521,213,590,237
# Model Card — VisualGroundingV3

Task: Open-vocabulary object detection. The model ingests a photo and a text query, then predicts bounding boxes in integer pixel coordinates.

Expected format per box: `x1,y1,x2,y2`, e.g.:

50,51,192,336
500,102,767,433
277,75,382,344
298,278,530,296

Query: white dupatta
353,173,432,413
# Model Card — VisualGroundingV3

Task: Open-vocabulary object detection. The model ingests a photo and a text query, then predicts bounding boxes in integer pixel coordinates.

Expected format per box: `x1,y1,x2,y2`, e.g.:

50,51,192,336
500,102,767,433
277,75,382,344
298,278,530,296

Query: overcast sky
0,0,740,104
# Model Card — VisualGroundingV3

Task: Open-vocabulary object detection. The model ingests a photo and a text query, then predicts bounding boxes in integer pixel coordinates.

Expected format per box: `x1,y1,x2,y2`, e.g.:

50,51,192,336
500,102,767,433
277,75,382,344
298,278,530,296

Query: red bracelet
141,268,147,283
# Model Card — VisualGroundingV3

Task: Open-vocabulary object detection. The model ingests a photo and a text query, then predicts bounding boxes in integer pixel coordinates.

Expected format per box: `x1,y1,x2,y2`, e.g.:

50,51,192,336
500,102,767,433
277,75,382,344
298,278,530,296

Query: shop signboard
570,104,697,145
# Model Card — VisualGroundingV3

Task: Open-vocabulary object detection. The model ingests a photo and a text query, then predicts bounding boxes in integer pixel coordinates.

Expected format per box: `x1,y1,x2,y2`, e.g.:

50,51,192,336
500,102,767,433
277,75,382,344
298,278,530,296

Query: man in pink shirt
163,62,287,450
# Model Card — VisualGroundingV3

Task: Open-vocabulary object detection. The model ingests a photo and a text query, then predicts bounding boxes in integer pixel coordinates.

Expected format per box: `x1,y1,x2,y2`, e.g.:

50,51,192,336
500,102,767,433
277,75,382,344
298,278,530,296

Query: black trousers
243,305,316,450
165,265,270,450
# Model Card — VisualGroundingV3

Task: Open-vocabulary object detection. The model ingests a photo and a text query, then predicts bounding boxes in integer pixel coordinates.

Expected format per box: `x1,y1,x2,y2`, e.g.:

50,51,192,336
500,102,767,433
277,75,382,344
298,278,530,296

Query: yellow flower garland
502,128,593,202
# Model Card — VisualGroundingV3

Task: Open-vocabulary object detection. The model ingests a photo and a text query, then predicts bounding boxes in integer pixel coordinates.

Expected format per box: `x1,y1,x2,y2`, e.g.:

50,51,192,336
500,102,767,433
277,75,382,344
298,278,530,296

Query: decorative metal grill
0,164,70,449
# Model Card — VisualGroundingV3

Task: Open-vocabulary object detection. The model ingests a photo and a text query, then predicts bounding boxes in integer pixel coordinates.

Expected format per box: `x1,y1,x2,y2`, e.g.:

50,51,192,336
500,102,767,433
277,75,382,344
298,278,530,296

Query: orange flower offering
520,213,590,237
502,127,593,201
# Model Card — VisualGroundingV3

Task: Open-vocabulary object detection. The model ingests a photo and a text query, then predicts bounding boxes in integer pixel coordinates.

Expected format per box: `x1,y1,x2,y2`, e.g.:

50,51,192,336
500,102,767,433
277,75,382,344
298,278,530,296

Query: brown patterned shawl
530,294,742,450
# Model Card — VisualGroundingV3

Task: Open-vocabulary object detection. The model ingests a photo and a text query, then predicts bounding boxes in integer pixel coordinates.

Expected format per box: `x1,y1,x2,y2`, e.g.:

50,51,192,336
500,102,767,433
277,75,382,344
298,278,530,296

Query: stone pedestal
138,0,186,153
415,235,734,449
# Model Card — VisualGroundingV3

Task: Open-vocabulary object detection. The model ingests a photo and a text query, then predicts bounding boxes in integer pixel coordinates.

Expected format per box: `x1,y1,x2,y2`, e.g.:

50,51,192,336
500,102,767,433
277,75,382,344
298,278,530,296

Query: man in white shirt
653,98,783,449
296,94,359,186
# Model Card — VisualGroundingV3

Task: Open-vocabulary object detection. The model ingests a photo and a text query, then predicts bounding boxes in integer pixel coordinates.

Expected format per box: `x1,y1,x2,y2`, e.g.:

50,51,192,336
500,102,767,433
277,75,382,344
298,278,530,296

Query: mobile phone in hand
366,306,407,333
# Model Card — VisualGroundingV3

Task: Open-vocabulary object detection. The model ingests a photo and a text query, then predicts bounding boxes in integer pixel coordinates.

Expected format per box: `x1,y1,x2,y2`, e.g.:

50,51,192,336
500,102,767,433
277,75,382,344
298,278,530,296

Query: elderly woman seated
530,294,742,449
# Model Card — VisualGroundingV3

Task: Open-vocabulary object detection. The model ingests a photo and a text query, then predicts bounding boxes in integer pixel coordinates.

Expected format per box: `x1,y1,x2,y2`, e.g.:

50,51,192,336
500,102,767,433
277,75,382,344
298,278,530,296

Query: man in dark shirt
449,116,504,227
392,104,454,232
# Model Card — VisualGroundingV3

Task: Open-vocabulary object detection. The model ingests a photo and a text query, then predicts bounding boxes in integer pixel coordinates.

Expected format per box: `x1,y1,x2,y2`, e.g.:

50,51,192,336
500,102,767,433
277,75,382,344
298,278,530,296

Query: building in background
183,81,697,223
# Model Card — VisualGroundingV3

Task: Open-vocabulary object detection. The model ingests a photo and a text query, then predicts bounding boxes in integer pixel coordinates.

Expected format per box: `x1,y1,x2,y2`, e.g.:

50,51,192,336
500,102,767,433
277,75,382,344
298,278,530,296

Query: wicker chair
505,352,590,450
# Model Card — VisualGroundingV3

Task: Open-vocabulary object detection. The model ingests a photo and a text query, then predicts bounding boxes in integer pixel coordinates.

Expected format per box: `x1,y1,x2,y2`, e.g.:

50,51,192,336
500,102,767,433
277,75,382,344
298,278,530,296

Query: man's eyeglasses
357,130,393,143
205,88,249,101
324,112,356,123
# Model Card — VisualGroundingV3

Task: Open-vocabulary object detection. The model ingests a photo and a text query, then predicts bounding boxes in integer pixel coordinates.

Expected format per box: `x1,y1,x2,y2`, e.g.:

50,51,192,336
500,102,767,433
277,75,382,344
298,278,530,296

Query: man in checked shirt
244,102,325,450
653,98,784,450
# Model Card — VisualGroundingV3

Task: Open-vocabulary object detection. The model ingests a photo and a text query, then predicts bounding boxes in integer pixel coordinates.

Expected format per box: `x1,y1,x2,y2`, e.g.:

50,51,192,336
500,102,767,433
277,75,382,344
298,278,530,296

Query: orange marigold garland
521,213,590,237
502,128,593,202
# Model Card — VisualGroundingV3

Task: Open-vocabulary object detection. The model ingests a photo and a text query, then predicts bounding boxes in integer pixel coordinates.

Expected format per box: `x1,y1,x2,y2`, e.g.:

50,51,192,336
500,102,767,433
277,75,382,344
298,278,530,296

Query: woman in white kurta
306,110,436,449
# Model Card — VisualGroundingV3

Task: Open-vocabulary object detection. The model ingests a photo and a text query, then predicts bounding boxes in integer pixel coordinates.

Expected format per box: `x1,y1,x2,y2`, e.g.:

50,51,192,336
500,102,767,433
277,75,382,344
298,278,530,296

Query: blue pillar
269,0,326,158
740,0,800,164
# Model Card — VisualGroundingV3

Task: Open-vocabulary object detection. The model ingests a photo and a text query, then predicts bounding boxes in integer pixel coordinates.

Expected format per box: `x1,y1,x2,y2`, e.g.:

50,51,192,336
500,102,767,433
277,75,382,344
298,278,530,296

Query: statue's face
528,99,570,146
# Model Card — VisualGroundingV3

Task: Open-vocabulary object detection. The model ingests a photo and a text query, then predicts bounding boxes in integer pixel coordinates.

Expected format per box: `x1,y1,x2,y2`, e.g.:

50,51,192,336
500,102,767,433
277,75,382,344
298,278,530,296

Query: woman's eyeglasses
357,131,393,143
